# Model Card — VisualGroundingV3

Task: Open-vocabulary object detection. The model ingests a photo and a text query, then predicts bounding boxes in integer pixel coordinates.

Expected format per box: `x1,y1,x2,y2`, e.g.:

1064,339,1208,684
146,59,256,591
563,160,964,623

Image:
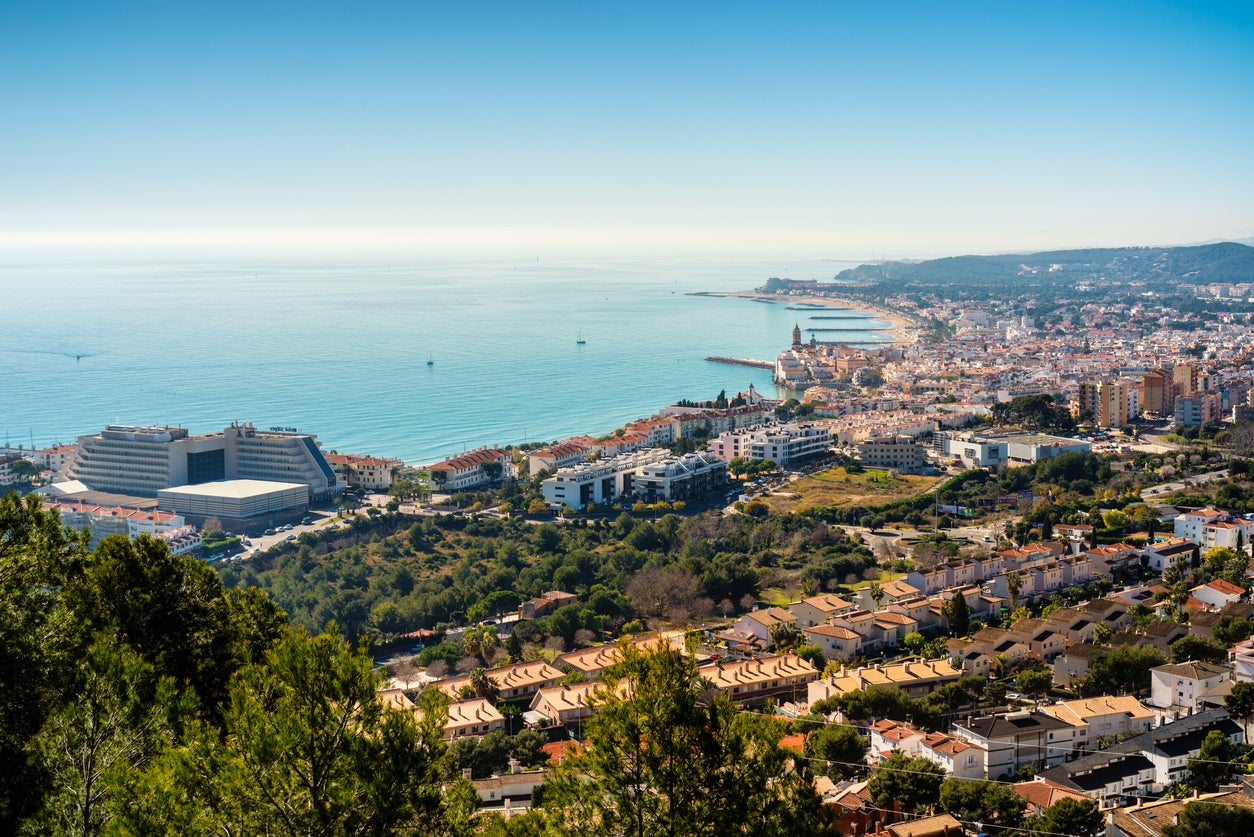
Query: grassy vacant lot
763,466,941,514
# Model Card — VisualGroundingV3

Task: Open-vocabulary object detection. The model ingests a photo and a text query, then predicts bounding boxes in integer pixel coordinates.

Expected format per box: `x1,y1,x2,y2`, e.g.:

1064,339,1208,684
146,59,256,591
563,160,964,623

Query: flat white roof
38,479,92,497
158,479,307,500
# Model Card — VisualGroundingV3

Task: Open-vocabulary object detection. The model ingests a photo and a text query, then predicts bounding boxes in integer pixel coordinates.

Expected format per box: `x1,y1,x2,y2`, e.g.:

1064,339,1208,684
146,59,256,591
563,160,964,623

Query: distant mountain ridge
832,241,1254,287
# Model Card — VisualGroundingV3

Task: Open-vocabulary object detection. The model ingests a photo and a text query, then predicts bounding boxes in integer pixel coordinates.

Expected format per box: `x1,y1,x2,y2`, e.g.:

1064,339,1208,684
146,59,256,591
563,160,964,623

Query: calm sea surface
0,257,888,464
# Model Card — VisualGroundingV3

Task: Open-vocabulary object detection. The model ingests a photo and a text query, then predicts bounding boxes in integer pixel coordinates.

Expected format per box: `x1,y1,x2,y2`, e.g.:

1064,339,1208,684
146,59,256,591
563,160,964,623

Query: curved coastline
707,291,919,345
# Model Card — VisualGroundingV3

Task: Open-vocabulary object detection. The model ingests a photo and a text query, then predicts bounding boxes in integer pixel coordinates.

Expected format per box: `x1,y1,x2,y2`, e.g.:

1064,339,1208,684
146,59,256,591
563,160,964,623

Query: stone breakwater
705,356,775,369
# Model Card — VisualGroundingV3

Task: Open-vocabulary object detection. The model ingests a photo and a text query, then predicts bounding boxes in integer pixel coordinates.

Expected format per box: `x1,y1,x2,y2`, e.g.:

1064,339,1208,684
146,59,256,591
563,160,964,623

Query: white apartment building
325,453,402,490
708,423,831,465
952,710,1079,778
540,448,727,508
1232,637,1254,683
44,500,200,552
632,451,729,502
1173,507,1254,549
540,449,671,509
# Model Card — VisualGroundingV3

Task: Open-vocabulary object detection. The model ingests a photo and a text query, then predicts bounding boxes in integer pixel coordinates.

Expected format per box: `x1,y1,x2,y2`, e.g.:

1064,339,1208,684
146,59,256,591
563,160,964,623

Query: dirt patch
764,467,940,514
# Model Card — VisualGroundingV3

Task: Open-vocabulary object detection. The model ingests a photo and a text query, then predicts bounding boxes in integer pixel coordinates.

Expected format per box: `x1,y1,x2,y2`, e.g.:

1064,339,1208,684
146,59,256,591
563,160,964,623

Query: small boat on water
426,353,434,366
576,330,586,345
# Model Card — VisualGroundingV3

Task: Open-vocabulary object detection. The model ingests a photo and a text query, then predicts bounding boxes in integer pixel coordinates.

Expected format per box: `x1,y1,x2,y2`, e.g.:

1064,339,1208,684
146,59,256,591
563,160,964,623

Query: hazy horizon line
1,226,1250,266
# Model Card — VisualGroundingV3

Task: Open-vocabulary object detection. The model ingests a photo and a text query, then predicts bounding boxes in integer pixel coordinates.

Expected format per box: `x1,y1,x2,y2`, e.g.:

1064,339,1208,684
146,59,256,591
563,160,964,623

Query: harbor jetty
706,356,774,370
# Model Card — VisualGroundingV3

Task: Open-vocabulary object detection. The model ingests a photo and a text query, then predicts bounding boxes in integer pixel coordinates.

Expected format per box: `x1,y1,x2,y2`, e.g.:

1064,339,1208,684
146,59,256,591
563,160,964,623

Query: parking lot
220,509,342,562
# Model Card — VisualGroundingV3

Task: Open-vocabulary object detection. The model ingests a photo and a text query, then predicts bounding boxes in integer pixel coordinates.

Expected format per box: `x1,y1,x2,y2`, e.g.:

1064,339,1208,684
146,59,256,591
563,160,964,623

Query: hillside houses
952,710,1078,777
1175,507,1254,550
1038,709,1243,807
1148,661,1231,714
1038,695,1155,749
437,661,565,702
808,659,964,704
698,653,820,706
791,593,858,627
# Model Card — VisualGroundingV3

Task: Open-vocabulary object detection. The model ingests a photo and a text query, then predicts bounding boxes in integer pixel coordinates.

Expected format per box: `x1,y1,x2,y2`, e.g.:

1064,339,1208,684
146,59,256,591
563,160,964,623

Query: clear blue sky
3,1,1252,258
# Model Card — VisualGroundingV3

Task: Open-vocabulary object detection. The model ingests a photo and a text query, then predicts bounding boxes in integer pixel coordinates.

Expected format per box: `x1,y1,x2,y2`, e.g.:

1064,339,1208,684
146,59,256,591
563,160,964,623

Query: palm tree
428,468,448,490
868,580,885,611
469,667,499,700
1006,571,1023,613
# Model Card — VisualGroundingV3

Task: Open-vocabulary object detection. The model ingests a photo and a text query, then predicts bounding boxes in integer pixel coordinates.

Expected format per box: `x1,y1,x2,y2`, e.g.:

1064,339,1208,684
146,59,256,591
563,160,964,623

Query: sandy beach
717,291,920,345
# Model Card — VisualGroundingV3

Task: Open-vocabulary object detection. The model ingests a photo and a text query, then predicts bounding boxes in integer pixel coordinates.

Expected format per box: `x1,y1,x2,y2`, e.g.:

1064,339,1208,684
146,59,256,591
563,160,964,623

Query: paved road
1140,469,1229,501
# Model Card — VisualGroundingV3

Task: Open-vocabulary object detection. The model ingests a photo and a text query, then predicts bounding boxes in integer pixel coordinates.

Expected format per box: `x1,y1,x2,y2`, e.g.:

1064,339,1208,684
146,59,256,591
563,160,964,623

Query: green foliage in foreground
1163,801,1254,837
1022,796,1104,837
2,493,840,836
122,630,468,835
540,644,829,836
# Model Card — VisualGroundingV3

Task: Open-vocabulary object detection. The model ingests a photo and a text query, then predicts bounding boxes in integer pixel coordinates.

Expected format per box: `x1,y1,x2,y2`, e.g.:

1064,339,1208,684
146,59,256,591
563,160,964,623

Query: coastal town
6,253,1254,836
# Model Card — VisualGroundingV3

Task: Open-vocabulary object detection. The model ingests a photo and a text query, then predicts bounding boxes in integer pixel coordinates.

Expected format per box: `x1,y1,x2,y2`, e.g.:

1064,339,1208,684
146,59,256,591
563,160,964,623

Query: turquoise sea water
0,257,889,464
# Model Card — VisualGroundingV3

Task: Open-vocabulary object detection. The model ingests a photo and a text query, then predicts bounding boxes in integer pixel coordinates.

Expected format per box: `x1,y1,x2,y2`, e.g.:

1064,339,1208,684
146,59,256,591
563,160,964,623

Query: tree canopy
1163,801,1254,837
541,644,828,836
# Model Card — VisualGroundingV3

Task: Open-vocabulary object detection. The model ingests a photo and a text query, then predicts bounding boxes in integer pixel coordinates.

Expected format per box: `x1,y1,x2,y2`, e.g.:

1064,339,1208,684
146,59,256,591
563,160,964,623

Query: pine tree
542,644,827,836
947,592,970,637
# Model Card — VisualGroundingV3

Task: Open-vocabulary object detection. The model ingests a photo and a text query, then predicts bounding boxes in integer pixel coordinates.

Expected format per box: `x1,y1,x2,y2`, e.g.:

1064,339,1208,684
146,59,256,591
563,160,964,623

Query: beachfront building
707,423,832,465
656,403,770,437
427,447,514,492
0,453,25,486
64,421,339,499
527,437,596,475
35,444,76,474
325,453,402,490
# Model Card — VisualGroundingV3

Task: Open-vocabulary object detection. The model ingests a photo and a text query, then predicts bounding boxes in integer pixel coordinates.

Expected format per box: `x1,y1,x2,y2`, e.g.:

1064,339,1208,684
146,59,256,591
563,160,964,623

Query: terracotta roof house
1012,777,1091,814
700,653,819,706
438,661,564,701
